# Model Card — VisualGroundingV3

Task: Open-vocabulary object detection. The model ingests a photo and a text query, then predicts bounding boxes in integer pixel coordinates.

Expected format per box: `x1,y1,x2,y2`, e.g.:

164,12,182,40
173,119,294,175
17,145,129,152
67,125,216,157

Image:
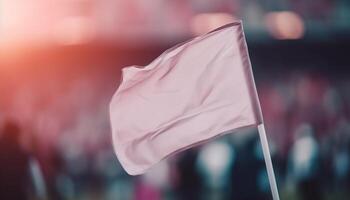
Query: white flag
110,21,263,175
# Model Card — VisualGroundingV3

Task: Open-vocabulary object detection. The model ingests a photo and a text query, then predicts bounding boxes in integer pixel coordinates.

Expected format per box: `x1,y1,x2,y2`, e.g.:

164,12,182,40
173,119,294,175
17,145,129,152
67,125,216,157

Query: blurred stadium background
0,0,350,199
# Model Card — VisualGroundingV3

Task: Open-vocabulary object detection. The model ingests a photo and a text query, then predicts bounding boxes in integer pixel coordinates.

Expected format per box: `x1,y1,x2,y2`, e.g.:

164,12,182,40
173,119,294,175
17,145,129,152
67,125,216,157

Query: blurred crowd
1,71,349,200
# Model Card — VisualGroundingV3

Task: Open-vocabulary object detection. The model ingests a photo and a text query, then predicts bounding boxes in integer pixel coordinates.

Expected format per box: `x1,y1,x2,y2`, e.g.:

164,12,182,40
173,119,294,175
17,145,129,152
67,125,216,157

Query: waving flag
110,21,263,175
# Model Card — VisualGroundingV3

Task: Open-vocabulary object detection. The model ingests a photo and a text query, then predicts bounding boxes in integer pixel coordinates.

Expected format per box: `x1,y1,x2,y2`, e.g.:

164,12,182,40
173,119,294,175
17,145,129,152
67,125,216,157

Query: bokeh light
190,13,236,36
53,16,95,45
265,11,305,40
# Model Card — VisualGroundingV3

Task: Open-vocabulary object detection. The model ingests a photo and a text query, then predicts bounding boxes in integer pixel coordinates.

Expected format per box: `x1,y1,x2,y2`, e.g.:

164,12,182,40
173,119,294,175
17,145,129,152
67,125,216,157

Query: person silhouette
0,120,30,200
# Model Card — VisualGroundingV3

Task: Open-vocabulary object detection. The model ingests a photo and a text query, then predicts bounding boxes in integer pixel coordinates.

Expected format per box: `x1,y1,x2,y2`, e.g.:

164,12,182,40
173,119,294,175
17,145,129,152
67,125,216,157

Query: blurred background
1,0,350,200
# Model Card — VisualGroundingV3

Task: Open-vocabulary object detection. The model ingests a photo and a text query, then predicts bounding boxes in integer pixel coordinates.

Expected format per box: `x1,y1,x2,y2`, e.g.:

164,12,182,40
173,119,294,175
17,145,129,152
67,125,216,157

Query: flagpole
257,124,280,200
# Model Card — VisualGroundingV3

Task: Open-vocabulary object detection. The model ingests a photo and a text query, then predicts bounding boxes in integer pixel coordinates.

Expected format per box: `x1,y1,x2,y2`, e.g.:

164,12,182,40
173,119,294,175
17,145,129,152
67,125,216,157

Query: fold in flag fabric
110,21,263,175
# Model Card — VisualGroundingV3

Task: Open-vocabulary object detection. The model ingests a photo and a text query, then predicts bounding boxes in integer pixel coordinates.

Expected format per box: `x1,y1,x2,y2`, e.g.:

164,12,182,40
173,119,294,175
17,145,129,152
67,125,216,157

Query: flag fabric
109,21,263,175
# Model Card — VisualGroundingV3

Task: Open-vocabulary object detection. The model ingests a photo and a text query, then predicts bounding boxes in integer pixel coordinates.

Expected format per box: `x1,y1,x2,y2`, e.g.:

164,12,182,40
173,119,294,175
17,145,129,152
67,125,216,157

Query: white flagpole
257,124,280,200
